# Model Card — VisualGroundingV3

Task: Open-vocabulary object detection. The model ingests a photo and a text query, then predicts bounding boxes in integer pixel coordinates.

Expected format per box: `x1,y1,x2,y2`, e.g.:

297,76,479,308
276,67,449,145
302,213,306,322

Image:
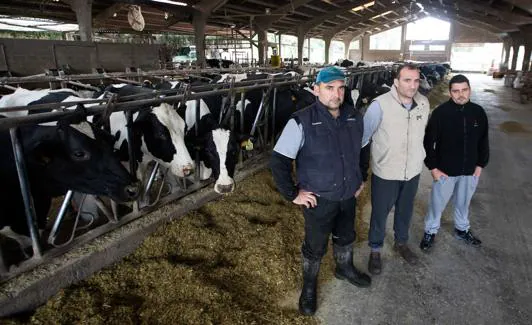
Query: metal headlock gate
0,64,395,283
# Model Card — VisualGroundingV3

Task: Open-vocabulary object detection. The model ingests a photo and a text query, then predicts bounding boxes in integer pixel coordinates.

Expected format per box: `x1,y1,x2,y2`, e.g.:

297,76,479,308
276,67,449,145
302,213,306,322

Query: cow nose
215,183,235,194
183,165,194,176
124,182,140,200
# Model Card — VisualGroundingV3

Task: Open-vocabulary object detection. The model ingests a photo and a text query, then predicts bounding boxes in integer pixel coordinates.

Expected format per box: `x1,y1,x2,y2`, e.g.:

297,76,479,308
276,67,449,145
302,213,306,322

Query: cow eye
71,150,90,161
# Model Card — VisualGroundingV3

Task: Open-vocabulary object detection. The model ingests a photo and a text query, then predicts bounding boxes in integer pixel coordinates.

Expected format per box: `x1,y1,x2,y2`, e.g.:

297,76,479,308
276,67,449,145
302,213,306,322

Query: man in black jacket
420,74,489,251
269,66,371,316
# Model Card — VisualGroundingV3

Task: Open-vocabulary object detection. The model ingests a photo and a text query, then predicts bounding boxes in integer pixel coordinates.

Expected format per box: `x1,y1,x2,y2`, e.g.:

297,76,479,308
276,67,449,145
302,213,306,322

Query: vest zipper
405,110,410,180
462,109,467,174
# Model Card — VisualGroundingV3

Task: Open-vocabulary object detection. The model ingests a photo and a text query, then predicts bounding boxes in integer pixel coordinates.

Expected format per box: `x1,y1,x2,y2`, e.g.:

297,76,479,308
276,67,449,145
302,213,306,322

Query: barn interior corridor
317,73,532,324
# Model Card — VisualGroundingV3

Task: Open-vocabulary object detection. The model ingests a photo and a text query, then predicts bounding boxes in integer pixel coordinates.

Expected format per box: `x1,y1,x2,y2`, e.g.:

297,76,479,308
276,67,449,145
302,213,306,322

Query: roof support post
343,39,351,60
400,23,407,60
511,44,520,71
192,0,228,68
278,33,282,58
324,36,332,65
64,0,93,42
503,39,512,70
297,26,307,66
256,26,269,66
193,12,207,68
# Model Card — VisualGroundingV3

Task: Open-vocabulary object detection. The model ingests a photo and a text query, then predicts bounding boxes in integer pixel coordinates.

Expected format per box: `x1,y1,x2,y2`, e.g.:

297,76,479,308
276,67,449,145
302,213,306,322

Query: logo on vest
416,115,423,120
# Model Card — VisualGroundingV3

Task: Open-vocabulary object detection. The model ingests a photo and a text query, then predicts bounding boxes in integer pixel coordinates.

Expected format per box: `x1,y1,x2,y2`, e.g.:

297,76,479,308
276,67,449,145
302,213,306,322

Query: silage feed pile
4,170,372,325
427,76,451,109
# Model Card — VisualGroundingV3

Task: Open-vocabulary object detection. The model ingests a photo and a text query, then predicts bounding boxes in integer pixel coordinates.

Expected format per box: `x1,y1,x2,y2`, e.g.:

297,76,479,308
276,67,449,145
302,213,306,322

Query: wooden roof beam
320,2,410,38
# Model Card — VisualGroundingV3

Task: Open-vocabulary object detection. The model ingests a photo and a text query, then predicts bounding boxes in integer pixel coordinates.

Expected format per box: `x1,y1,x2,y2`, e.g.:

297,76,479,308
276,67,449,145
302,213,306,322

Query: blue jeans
368,174,420,249
424,175,479,234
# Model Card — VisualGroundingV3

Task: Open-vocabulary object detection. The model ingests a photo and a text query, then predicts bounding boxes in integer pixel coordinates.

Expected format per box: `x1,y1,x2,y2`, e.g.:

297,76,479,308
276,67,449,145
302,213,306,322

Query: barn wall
352,20,499,63
0,38,163,76
348,49,362,61
360,34,402,61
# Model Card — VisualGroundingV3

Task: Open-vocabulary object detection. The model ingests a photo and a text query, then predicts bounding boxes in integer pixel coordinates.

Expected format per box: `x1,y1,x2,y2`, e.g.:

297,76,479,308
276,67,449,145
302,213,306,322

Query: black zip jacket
423,99,489,176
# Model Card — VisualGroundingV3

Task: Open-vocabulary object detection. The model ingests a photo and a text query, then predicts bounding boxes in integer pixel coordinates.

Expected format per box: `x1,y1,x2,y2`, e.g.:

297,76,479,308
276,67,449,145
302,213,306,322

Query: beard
326,98,342,110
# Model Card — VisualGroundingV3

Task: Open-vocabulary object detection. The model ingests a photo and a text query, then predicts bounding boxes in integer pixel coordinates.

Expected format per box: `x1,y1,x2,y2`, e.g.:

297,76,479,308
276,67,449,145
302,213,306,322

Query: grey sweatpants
424,175,479,234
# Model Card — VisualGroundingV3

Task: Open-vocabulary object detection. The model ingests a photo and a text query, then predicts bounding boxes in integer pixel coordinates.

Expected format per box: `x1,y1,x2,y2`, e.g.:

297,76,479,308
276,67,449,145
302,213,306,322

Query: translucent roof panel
0,16,79,32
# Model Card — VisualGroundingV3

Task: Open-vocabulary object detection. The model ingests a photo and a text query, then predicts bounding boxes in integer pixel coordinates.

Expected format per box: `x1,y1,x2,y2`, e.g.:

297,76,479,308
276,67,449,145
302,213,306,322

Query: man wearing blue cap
270,66,371,316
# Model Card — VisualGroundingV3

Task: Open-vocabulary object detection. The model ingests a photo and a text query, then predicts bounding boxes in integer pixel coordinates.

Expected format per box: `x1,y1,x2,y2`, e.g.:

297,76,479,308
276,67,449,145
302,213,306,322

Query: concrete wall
360,34,402,61
345,21,500,64
0,38,163,76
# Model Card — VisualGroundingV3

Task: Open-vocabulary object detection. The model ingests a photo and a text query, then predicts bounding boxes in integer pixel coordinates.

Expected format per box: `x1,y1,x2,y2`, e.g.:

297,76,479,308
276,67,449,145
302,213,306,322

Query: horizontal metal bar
0,78,315,130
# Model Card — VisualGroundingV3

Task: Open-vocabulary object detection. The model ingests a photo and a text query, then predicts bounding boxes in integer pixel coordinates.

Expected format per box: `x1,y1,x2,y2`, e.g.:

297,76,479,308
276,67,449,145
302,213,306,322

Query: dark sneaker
455,229,482,247
420,233,435,251
393,243,419,265
368,251,382,275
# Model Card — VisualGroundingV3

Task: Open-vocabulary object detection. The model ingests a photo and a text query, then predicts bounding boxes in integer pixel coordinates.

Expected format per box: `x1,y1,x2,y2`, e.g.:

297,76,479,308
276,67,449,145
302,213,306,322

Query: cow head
24,110,140,203
201,127,248,194
136,103,194,177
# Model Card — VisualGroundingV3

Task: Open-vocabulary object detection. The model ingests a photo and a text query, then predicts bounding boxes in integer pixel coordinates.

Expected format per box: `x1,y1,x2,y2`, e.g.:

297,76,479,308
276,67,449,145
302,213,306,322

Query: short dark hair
449,74,470,91
394,63,419,80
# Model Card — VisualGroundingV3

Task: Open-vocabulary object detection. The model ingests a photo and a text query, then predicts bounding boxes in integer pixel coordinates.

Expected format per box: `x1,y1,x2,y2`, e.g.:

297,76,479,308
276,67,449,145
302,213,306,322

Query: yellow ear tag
291,95,297,102
242,139,253,151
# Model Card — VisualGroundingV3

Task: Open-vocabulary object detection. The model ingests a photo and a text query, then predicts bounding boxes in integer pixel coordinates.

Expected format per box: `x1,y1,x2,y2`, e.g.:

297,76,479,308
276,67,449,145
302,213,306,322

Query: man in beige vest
361,63,430,275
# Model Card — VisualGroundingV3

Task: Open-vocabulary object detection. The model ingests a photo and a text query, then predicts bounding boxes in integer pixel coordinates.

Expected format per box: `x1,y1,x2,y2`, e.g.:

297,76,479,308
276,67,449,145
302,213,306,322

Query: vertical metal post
194,98,201,183
47,190,74,245
271,87,278,145
264,87,271,147
240,91,246,134
125,110,139,212
9,127,42,258
125,110,138,178
143,162,160,198
250,16,254,66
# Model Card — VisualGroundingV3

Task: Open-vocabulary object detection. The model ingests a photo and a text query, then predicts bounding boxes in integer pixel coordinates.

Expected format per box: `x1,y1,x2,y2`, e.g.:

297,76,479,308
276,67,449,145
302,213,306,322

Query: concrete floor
317,74,532,325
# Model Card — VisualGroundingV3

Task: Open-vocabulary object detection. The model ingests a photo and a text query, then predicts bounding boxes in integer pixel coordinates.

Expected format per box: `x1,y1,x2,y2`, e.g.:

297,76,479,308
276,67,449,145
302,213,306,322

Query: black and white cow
206,59,235,69
180,95,244,194
97,84,194,181
0,102,139,251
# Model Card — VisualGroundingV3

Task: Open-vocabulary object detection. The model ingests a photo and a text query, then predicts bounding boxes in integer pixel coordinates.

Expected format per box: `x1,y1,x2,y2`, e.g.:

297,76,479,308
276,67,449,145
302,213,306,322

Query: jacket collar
447,98,470,111
315,98,352,121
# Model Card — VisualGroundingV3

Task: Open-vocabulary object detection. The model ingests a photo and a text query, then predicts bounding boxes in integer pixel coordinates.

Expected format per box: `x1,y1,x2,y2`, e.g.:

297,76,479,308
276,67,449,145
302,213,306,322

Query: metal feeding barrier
0,64,395,282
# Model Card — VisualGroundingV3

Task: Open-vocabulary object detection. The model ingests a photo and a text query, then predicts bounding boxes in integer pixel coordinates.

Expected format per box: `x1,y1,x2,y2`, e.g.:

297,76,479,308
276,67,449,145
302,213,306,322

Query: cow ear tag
242,139,253,151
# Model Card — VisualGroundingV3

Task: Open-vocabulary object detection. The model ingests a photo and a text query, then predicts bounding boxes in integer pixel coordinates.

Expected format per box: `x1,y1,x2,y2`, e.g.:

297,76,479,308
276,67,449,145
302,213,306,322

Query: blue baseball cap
316,66,346,84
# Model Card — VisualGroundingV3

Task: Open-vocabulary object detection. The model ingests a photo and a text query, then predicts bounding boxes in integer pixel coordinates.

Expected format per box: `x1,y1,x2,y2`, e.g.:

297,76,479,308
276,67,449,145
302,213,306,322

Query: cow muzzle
183,164,194,177
123,182,140,201
214,182,235,194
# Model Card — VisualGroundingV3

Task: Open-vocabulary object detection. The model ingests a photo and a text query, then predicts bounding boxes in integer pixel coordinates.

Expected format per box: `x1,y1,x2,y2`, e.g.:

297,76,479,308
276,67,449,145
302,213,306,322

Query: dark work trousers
302,196,357,261
368,174,420,249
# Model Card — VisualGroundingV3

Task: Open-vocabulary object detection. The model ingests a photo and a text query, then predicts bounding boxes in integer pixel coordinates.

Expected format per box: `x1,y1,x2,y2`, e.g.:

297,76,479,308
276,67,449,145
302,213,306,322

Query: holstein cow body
100,84,194,181
0,96,139,249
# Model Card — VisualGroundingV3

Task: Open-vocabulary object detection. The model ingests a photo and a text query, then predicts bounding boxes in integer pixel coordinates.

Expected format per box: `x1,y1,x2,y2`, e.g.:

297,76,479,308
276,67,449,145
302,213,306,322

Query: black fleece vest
294,101,363,201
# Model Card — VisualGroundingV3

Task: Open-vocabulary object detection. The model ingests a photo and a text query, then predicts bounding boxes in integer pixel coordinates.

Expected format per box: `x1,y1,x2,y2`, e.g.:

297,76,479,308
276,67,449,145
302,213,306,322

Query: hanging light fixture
151,0,187,6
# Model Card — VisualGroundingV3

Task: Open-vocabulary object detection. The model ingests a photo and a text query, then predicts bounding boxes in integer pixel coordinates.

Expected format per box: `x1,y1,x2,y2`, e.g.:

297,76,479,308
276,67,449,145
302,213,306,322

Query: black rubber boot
298,257,321,316
333,243,372,288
